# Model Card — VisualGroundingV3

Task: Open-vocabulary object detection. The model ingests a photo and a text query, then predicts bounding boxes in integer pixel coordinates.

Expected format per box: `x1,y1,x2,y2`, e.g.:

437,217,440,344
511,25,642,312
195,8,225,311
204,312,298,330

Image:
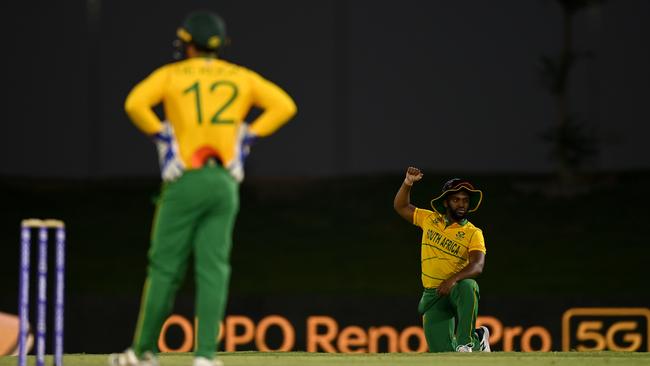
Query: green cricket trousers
418,279,481,352
132,165,239,359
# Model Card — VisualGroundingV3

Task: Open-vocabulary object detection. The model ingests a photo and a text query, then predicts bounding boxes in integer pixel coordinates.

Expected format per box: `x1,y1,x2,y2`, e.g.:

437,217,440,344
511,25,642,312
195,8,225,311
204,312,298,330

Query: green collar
445,215,468,227
188,54,218,59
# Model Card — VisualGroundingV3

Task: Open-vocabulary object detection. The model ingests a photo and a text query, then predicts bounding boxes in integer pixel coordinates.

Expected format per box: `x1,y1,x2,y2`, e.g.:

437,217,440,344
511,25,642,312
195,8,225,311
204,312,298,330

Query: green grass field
1,352,649,366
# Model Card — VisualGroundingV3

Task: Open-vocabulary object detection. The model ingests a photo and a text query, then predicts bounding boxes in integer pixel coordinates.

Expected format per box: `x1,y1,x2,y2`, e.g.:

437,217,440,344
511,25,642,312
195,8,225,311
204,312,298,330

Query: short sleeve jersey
413,208,486,288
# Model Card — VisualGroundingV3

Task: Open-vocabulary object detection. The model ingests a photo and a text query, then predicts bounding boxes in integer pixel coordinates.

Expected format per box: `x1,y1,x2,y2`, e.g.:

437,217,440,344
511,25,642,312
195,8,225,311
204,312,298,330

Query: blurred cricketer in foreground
393,167,491,352
110,10,296,366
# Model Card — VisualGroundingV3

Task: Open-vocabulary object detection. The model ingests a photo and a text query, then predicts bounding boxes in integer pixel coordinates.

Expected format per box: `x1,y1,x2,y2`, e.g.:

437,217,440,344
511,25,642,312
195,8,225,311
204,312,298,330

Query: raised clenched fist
405,167,423,186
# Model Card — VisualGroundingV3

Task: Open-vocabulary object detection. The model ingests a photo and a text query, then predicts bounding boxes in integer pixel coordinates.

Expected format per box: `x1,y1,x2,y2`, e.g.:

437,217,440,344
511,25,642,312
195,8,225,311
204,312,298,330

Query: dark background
1,0,649,177
0,0,649,354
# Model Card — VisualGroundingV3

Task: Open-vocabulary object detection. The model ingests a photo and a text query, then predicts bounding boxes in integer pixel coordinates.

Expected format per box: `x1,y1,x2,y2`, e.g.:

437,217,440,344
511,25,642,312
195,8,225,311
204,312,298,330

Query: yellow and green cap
430,178,483,215
177,10,226,51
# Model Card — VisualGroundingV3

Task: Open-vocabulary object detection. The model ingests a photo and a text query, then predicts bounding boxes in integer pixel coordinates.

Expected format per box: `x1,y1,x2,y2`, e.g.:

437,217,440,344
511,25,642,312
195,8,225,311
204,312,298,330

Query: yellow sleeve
413,208,434,228
468,229,487,254
247,71,297,137
124,66,170,136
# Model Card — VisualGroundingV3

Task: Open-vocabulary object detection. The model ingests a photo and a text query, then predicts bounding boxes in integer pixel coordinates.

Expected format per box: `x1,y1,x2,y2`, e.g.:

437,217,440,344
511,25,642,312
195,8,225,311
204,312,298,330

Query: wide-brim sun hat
430,178,483,215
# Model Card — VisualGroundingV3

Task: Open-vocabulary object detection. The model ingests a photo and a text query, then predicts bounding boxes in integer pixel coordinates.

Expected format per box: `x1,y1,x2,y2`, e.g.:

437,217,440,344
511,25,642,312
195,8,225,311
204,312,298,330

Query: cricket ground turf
1,352,649,366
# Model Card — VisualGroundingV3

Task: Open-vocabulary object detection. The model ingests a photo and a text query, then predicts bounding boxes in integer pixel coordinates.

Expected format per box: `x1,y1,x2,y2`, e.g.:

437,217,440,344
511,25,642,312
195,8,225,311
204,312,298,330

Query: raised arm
393,167,424,222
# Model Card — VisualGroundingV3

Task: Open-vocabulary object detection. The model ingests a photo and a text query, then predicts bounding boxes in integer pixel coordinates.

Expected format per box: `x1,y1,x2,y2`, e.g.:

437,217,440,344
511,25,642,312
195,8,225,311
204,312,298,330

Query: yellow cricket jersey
413,208,486,289
124,57,297,168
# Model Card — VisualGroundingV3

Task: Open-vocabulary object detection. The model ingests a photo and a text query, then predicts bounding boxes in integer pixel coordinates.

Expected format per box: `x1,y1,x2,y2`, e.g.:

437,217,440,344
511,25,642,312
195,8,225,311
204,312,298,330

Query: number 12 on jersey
183,80,239,125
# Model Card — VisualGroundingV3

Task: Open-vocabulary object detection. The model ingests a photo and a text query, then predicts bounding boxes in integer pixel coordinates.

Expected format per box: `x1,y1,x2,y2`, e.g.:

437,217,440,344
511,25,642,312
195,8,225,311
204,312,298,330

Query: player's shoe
194,356,224,366
476,326,491,352
456,344,473,352
108,348,159,366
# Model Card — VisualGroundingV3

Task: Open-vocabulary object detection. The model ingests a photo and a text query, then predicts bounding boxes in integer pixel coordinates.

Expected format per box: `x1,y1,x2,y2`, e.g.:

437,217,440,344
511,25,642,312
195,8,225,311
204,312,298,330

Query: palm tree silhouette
539,0,602,189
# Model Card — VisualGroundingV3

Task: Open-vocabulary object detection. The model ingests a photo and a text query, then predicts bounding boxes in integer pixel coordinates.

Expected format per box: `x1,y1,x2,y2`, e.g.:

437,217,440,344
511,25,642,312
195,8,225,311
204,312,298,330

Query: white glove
152,122,185,182
227,123,256,183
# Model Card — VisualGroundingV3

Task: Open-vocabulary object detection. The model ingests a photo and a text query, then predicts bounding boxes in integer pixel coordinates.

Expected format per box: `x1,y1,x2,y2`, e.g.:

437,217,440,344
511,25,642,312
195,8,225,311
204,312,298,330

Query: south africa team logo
456,232,465,240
